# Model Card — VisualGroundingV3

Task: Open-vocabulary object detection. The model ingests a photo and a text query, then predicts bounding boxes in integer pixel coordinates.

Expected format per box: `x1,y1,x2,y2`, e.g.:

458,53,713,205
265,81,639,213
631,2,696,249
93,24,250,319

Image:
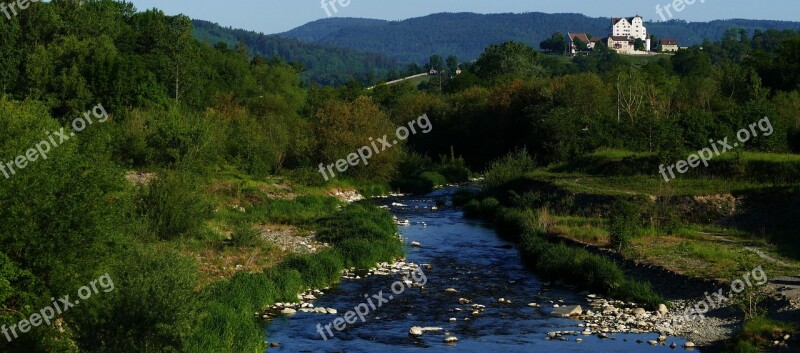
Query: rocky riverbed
265,189,707,352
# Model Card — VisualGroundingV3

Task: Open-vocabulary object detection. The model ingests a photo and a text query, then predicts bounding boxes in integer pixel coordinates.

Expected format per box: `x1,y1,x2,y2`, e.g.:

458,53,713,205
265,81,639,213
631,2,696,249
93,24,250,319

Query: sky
125,0,800,34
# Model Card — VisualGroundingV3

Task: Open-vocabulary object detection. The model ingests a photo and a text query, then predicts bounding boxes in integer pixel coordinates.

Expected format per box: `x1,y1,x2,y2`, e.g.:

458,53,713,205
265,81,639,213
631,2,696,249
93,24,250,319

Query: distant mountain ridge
193,20,400,86
279,12,800,63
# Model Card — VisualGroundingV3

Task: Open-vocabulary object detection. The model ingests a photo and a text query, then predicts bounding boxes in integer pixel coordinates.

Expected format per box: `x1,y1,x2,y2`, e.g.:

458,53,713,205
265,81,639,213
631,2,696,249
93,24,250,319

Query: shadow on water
265,188,699,352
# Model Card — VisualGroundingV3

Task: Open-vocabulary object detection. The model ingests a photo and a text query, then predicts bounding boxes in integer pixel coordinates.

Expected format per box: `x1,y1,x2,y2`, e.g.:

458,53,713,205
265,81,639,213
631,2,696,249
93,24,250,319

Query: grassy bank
470,148,800,350
186,202,403,353
725,317,797,353
460,196,666,309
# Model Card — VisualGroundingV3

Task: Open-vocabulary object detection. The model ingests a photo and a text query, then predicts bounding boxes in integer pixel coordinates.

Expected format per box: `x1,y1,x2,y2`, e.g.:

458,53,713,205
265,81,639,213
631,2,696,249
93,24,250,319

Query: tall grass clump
315,204,397,244
482,148,536,190
230,222,262,247
463,197,501,220
246,195,341,225
138,171,215,240
316,204,403,268
276,252,344,289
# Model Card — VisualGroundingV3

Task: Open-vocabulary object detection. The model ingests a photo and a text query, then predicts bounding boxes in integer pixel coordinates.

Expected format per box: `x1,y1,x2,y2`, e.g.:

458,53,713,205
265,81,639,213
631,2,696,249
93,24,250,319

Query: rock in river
550,305,583,317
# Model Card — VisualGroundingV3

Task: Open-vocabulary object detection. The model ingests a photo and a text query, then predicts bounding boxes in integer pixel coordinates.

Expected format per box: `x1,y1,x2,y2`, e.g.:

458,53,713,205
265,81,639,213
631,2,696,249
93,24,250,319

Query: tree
474,41,545,83
609,199,640,251
671,48,712,77
574,38,589,52
429,55,444,72
0,15,22,93
314,97,400,181
634,38,646,51
614,68,647,122
540,32,567,53
446,55,459,73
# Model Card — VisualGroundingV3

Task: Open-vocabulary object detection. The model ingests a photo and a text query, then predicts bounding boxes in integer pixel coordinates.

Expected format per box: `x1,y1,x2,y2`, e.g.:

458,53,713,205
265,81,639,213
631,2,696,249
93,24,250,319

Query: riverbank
456,165,800,351
147,168,406,353
264,188,716,352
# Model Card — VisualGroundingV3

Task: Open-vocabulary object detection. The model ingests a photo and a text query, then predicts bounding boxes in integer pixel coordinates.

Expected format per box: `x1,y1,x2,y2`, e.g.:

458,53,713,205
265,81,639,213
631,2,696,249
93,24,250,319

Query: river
266,188,698,352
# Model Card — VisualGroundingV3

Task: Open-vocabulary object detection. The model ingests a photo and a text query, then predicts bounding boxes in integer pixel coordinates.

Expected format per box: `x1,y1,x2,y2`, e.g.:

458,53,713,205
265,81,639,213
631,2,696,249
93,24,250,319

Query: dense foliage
193,20,402,86
1,0,800,352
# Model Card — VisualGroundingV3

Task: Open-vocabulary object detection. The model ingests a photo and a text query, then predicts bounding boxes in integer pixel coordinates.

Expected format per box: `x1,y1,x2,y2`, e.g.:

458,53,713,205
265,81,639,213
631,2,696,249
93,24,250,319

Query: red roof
568,33,590,43
660,38,678,45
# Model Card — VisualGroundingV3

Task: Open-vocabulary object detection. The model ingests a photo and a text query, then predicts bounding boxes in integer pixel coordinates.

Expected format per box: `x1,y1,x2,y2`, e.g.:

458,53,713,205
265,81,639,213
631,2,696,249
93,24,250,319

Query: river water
266,188,698,352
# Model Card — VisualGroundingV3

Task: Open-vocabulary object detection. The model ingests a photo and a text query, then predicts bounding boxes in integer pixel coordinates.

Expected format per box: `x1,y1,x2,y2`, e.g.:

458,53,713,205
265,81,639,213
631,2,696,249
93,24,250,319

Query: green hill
193,20,401,86
279,12,800,63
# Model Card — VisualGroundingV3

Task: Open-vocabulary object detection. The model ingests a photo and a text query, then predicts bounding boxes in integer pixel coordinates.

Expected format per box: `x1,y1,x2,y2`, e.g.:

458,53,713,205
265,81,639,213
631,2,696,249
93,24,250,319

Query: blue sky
125,0,800,34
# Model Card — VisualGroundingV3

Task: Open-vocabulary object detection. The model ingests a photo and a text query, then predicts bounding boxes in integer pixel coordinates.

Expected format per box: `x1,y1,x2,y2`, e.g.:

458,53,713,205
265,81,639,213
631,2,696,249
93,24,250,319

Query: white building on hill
610,15,650,52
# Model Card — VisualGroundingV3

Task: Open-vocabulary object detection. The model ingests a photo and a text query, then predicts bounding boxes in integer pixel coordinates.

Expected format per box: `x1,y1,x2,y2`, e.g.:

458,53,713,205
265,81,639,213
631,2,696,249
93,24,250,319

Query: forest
0,0,799,352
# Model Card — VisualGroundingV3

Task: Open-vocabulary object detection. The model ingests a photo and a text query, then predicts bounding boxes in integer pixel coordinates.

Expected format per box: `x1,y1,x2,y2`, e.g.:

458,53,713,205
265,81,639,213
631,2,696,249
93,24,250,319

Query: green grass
552,216,609,245
187,203,404,353
543,149,800,195
726,317,797,352
471,202,666,309
530,169,796,196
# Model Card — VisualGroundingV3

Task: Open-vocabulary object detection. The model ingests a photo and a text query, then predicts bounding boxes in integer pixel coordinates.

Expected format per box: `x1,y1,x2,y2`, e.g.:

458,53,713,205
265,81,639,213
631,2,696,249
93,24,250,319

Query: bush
138,171,215,240
608,199,640,251
420,171,447,187
315,204,397,244
137,107,223,172
482,148,536,190
614,279,663,308
579,255,625,292
76,245,200,352
277,252,343,289
478,197,501,219
436,154,471,182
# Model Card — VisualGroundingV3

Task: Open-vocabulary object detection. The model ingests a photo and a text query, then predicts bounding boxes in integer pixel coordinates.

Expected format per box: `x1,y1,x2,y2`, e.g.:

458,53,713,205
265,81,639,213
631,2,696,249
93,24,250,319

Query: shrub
277,252,343,289
482,148,536,190
579,255,625,292
315,204,397,244
608,199,640,251
140,107,222,172
77,245,200,352
420,171,447,188
138,171,215,240
614,279,663,308
478,197,501,219
436,154,471,182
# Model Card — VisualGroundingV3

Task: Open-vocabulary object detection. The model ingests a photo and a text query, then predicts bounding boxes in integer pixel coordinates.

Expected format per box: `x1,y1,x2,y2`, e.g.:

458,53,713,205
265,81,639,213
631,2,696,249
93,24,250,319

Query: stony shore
258,259,424,320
